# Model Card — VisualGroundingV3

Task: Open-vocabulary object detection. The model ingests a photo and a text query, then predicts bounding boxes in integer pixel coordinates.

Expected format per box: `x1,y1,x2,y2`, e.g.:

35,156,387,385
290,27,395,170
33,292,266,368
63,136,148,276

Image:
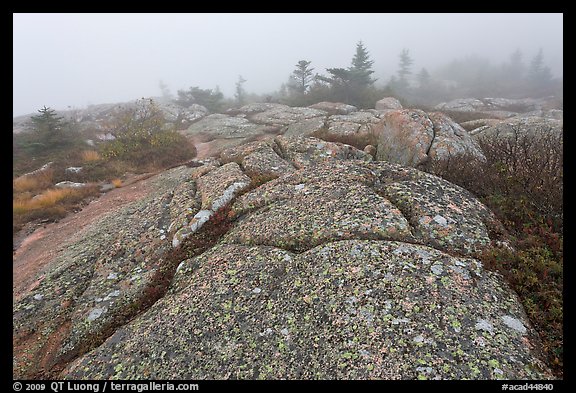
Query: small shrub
81,150,101,162
100,99,197,171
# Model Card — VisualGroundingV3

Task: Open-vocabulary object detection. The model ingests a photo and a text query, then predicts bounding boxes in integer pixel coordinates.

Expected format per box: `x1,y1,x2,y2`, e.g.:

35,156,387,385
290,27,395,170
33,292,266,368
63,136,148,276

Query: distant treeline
165,43,562,111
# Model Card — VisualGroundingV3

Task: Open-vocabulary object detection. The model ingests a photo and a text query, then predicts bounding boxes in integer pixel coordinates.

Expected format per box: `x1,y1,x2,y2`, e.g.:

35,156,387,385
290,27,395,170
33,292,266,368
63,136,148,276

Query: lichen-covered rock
219,141,295,179
13,166,196,378
460,118,502,132
434,97,562,122
274,135,372,169
375,168,501,256
375,97,403,110
309,101,358,115
63,240,549,379
427,112,485,161
172,162,252,248
375,110,484,166
229,159,502,257
375,109,435,166
234,102,289,115
224,162,412,252
242,148,295,179
183,114,274,141
14,131,551,380
156,102,208,125
248,106,327,128
470,116,563,139
283,117,326,137
197,162,251,211
435,98,489,113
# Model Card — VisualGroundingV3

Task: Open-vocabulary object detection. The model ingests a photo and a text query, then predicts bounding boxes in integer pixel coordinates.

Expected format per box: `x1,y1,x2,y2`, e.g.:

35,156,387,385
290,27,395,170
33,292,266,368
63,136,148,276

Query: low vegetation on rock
13,99,197,236
423,121,563,376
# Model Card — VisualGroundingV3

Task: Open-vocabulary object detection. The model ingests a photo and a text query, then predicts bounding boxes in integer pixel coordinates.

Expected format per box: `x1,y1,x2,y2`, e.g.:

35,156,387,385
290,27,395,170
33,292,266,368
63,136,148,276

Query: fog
13,13,563,117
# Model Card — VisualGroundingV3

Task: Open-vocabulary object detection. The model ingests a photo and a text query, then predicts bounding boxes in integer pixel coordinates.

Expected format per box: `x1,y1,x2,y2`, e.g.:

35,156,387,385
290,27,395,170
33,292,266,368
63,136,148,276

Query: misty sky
13,13,563,117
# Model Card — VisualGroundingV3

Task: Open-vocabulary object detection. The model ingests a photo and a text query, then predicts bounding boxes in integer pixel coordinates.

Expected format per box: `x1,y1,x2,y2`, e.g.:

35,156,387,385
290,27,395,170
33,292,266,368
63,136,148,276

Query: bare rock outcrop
375,109,484,167
13,106,552,380
54,144,549,380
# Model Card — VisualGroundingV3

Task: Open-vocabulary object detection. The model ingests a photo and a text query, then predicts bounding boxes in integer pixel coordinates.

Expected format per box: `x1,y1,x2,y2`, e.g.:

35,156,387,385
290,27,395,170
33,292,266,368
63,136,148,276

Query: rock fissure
425,115,437,158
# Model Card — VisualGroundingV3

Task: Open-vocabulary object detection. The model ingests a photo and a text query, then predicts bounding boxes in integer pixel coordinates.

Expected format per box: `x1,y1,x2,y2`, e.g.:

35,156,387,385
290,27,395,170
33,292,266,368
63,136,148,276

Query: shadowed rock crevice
425,114,437,158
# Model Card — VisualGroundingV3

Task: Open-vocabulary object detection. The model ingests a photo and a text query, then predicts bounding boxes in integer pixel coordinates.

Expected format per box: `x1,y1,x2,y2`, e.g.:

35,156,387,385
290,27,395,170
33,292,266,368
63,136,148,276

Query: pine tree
235,75,247,106
398,48,414,87
417,68,430,88
509,49,525,78
527,48,552,84
290,60,315,94
29,106,67,146
349,41,376,87
315,41,376,106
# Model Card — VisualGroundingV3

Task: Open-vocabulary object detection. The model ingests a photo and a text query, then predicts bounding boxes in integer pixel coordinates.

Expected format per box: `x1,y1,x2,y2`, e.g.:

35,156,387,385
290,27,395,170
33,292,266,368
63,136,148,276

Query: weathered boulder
311,111,381,149
247,105,327,128
283,117,326,137
219,140,295,179
435,98,486,113
156,102,208,125
460,119,502,132
375,97,403,111
54,181,88,189
309,101,358,115
374,109,434,166
434,97,562,122
375,110,484,166
470,116,563,139
233,102,288,115
183,114,274,141
274,135,372,169
426,112,485,161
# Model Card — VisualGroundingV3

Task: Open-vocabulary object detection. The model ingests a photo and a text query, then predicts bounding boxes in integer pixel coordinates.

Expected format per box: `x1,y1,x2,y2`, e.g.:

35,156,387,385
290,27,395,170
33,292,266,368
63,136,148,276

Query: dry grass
111,178,123,188
13,185,101,234
81,150,101,162
13,169,54,193
14,188,78,213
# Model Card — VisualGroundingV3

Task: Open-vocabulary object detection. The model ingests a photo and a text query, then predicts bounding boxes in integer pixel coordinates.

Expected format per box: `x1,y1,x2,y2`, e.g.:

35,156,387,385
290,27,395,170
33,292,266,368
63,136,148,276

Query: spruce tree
290,60,315,94
398,48,414,87
315,41,376,106
235,75,247,106
349,41,376,87
29,106,67,146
